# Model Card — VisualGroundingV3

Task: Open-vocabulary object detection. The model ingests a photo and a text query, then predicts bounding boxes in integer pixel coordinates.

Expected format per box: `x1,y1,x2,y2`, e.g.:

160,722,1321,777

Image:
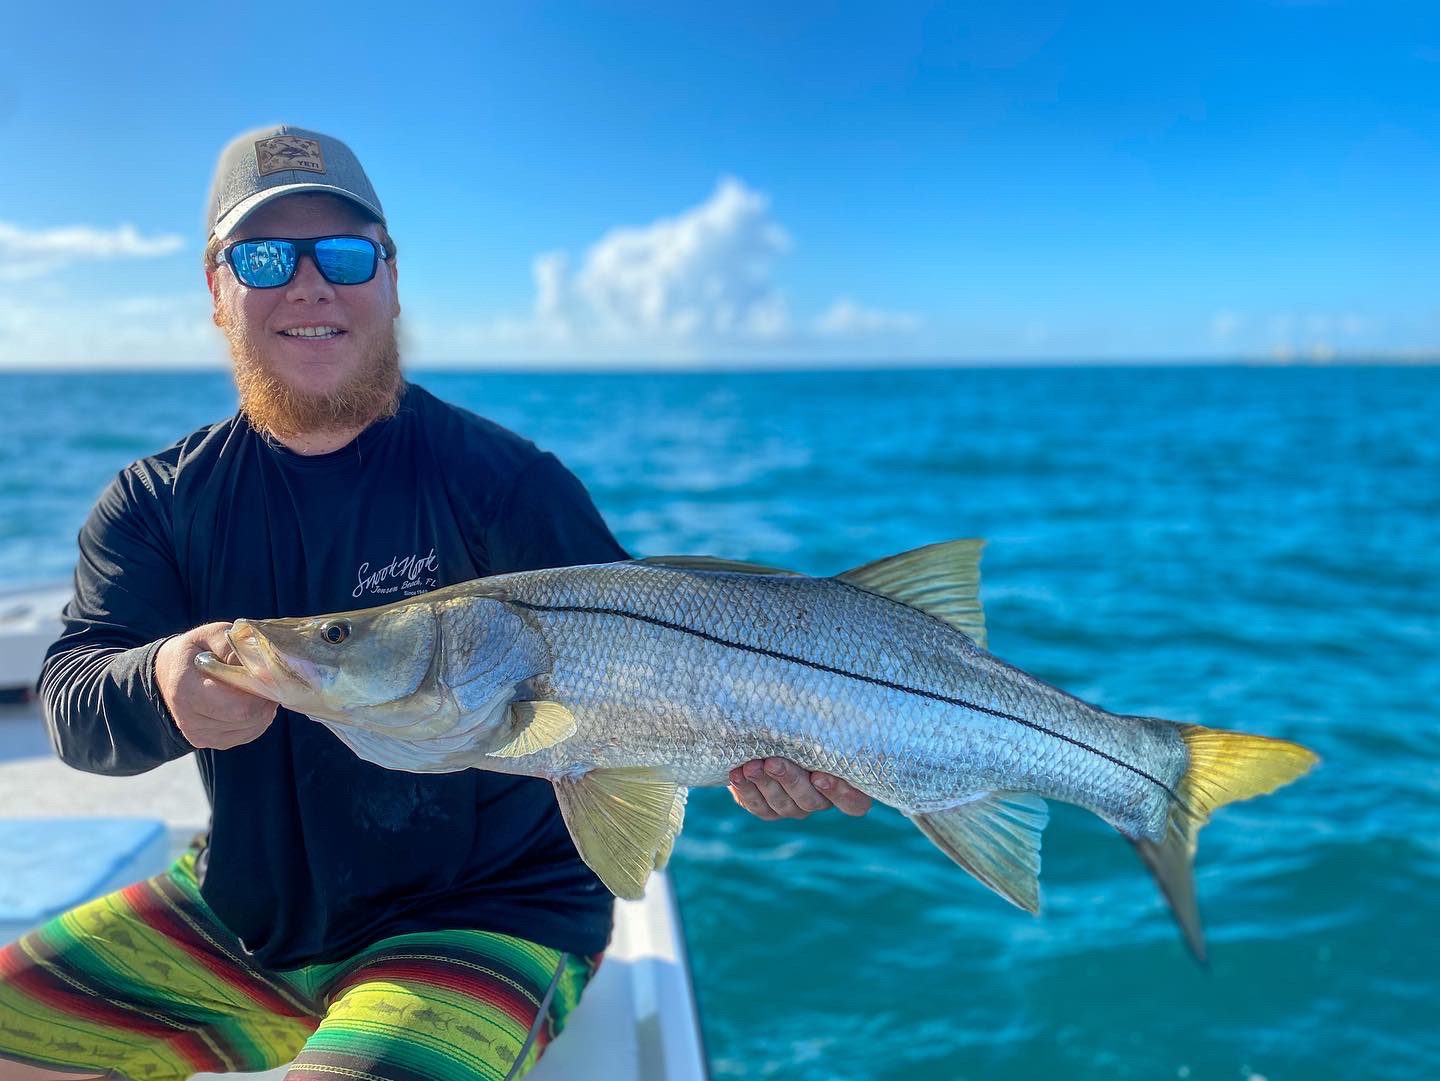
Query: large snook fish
196,540,1317,960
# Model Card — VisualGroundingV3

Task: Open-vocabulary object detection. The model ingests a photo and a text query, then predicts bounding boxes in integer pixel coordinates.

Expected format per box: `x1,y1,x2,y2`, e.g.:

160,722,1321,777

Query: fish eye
320,619,352,645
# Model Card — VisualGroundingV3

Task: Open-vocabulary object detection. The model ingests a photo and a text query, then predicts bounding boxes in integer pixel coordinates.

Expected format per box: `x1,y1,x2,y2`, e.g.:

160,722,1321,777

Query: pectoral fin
485,700,578,759
910,792,1049,913
553,768,688,899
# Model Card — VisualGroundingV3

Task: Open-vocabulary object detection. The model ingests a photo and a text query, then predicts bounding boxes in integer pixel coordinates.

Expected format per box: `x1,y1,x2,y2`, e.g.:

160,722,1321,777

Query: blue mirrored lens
313,238,378,284
232,240,296,288
226,237,380,288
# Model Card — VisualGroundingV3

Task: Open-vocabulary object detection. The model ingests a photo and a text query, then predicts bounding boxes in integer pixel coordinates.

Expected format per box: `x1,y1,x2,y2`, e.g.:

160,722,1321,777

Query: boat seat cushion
0,817,168,924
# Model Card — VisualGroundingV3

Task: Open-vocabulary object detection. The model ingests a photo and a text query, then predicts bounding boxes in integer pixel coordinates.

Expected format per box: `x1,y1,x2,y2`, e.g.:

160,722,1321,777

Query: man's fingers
193,728,254,751
193,703,276,730
764,757,832,813
736,759,805,819
180,711,274,750
812,772,874,816
727,768,781,820
190,659,278,718
186,684,276,725
195,676,273,712
728,782,780,820
215,698,277,728
175,693,277,750
158,624,276,751
728,759,876,822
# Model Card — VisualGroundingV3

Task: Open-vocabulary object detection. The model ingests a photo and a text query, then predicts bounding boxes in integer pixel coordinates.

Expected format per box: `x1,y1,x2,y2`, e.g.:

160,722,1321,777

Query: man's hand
154,622,277,750
728,757,873,820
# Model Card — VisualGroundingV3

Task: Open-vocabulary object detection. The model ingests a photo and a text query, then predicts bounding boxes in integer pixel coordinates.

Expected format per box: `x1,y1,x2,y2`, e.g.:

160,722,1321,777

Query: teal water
1,366,1436,1080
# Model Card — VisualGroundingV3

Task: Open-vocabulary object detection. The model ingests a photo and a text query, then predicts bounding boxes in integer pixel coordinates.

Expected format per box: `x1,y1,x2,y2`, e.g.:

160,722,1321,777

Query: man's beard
221,309,403,441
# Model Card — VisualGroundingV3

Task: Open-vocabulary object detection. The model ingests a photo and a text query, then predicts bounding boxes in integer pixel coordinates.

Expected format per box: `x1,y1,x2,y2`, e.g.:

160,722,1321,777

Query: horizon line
1,353,1437,376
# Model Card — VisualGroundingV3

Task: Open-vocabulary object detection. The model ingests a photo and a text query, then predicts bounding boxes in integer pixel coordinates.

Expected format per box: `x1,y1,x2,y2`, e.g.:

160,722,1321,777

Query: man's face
207,193,402,436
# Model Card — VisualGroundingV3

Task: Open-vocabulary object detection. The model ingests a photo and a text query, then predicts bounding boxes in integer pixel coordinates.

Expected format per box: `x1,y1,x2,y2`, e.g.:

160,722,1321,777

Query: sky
0,0,1436,369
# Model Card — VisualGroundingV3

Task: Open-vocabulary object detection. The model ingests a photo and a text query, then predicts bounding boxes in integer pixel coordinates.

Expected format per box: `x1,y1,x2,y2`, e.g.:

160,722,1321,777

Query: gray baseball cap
206,124,386,242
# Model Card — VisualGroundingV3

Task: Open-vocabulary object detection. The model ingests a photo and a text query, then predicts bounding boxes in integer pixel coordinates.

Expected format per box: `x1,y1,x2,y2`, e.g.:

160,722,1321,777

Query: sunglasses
217,235,391,289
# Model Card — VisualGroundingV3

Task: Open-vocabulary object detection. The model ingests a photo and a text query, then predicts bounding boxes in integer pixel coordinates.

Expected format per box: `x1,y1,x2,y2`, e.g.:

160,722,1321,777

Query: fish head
199,589,556,758
223,599,439,723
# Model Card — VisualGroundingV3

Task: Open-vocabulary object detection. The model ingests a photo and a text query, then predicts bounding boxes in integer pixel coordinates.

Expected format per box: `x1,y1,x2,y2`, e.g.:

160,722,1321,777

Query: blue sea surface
1,365,1436,1080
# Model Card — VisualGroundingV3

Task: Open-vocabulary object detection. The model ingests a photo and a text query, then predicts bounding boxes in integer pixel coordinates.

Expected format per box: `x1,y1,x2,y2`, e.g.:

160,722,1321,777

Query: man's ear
389,258,400,318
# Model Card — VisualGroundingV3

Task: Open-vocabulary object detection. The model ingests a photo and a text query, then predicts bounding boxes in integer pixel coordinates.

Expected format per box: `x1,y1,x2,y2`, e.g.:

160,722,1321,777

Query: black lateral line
511,599,1181,803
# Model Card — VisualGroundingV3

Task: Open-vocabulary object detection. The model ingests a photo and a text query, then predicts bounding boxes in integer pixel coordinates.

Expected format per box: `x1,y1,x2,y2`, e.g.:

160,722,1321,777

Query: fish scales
490,562,1186,834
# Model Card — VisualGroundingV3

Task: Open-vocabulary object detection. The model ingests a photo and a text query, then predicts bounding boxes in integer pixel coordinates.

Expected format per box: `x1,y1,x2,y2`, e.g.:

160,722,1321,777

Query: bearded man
0,126,870,1081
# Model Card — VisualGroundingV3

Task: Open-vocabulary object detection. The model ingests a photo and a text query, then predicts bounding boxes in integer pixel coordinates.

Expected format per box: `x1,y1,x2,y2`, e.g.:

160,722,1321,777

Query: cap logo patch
254,135,326,177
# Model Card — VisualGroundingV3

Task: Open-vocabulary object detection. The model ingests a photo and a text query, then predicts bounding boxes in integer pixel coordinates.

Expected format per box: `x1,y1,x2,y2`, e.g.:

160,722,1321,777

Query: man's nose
283,254,335,302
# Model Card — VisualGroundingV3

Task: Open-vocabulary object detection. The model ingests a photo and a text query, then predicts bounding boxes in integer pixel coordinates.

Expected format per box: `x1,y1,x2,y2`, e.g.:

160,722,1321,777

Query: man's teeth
282,326,342,338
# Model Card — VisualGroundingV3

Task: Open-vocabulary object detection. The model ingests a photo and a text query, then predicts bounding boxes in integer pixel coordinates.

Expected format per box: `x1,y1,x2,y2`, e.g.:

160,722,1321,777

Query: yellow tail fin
1135,724,1318,964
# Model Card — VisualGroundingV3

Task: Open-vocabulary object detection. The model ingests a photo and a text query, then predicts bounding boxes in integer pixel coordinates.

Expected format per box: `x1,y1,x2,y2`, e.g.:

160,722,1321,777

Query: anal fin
652,787,689,870
553,768,687,899
910,792,1049,913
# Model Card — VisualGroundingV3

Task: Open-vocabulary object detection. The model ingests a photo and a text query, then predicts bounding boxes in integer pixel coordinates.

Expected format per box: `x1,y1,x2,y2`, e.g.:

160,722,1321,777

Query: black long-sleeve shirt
39,381,629,969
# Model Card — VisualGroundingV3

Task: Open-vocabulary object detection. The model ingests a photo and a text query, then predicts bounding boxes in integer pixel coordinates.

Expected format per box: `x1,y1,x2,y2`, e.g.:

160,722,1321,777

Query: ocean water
1,365,1436,1080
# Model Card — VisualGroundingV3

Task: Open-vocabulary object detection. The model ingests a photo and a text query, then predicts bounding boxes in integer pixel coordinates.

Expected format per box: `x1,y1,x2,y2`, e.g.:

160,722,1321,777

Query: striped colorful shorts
0,849,601,1080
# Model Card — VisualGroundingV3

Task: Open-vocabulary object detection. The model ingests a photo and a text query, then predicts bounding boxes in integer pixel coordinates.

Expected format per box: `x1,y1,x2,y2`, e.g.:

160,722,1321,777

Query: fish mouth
223,620,313,695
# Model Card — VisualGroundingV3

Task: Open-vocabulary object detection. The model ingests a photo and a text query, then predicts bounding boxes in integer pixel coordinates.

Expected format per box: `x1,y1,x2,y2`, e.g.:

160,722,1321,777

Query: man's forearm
39,639,193,776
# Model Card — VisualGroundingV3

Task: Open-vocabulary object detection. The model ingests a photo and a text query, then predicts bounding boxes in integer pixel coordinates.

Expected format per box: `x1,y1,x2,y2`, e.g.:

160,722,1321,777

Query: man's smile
279,324,345,340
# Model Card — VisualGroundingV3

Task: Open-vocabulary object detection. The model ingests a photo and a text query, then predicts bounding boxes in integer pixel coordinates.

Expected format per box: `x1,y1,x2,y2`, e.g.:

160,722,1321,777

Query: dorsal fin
835,539,987,647
636,555,804,576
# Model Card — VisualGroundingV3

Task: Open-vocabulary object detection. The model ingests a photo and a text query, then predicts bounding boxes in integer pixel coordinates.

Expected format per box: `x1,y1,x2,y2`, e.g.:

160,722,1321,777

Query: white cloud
1204,308,1382,361
0,222,184,282
0,292,220,368
813,298,921,337
1210,309,1241,344
541,177,793,344
1339,313,1366,337
412,178,919,363
1021,321,1050,349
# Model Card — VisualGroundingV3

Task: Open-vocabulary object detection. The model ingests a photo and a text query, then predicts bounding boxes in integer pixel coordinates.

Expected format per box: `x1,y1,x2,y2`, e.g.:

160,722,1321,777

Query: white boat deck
0,693,709,1079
